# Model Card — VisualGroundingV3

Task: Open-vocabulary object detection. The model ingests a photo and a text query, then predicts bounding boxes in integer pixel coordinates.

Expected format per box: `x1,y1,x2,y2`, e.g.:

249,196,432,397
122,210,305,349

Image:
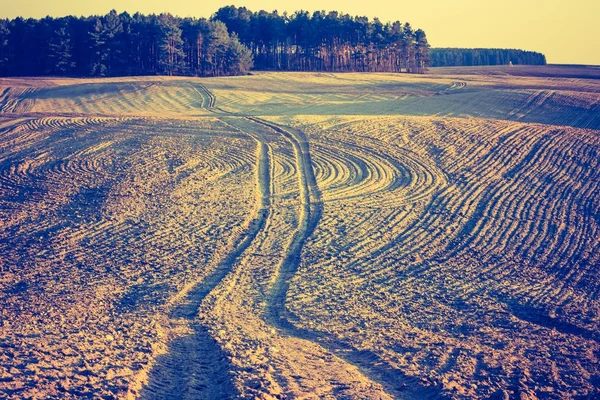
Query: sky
1,0,599,65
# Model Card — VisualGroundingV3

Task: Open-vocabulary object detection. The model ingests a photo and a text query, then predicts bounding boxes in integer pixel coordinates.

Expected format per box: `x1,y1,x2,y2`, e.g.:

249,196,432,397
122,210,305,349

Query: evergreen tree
8,18,37,76
157,13,185,76
88,10,124,76
401,23,415,72
225,32,253,75
47,21,75,75
88,18,108,76
204,20,230,76
414,29,429,73
0,19,9,75
181,18,205,76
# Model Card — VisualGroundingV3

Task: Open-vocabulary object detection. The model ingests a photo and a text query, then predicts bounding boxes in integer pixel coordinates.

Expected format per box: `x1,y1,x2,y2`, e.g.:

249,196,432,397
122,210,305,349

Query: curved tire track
246,117,444,399
135,120,272,400
246,117,323,327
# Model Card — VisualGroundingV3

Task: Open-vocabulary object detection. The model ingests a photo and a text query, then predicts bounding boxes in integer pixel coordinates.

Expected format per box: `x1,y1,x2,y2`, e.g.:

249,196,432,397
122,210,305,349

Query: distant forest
430,48,546,67
0,7,430,77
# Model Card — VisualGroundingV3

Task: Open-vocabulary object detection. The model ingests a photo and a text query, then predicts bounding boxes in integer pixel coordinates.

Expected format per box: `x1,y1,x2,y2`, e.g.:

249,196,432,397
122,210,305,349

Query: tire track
246,117,322,326
135,122,272,400
246,117,444,399
195,84,216,109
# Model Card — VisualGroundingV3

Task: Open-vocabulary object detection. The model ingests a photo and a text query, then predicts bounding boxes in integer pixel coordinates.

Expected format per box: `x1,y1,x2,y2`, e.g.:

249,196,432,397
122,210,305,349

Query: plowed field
1,66,599,399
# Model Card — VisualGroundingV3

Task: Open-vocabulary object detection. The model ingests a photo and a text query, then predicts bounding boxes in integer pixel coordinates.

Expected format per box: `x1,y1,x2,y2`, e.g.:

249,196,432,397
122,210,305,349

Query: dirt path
135,120,272,400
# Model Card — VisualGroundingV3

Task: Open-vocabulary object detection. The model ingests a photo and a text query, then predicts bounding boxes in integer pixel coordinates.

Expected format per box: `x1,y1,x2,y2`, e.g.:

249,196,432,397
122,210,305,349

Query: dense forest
0,7,430,77
429,48,546,67
0,10,253,77
213,6,429,73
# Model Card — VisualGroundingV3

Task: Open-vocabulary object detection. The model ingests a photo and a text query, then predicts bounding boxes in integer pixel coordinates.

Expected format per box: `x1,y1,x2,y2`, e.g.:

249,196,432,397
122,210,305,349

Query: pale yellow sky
1,0,598,65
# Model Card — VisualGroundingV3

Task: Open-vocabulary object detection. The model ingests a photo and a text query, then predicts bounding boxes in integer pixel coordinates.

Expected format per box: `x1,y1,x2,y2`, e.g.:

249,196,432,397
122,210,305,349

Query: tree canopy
212,6,429,73
429,48,546,67
0,7,432,77
0,10,253,77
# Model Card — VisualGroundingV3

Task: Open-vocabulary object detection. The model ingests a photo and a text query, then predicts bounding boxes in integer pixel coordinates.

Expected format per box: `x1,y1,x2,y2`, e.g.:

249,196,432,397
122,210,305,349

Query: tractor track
135,115,272,400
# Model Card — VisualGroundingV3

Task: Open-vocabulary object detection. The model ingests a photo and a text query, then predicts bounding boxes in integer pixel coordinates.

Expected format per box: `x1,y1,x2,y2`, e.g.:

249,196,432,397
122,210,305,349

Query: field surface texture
1,65,599,399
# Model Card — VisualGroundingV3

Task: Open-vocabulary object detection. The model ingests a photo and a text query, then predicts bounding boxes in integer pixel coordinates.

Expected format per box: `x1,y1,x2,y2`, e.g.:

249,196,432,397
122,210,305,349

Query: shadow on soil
137,324,236,400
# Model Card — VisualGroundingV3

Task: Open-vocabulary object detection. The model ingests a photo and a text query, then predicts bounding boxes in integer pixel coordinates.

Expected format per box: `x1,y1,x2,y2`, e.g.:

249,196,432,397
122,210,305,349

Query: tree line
0,7,431,77
213,6,429,73
429,48,546,67
0,10,253,77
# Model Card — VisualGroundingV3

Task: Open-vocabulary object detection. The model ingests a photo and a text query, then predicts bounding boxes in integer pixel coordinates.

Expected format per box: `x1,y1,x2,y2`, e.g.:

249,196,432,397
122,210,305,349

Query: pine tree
48,22,75,75
0,19,9,75
414,29,429,74
205,21,230,76
157,13,185,76
181,18,205,76
88,18,107,76
401,23,415,73
88,10,123,76
225,32,253,75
